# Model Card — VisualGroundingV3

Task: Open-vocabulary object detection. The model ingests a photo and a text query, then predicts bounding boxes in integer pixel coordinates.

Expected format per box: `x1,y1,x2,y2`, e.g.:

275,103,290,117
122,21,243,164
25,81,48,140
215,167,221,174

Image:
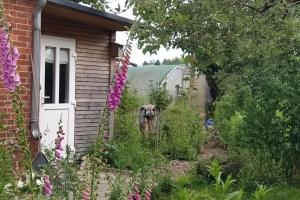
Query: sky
108,0,183,66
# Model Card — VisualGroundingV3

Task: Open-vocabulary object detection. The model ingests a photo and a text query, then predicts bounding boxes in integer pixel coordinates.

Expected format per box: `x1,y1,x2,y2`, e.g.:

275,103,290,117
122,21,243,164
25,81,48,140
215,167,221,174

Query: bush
152,175,175,199
159,101,203,160
191,159,213,185
104,87,164,171
109,176,129,200
238,150,285,191
149,82,172,112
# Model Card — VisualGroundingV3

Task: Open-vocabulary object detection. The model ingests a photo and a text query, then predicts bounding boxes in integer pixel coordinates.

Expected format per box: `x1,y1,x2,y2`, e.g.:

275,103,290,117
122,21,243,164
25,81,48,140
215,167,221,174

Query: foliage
154,59,161,65
104,87,164,171
109,176,129,200
149,82,172,112
238,150,285,192
108,170,153,200
0,112,5,130
159,101,202,160
191,159,213,185
0,144,13,198
117,86,140,114
162,57,183,65
70,0,108,10
207,160,243,200
253,185,272,200
152,175,175,198
128,0,300,181
44,145,83,199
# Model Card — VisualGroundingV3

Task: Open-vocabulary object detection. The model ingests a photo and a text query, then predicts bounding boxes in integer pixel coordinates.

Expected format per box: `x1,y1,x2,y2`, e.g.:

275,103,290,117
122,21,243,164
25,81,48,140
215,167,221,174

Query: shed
0,0,133,159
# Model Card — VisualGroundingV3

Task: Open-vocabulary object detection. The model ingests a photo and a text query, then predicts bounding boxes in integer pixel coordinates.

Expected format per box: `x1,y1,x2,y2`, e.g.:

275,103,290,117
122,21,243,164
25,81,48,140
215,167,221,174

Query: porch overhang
44,0,134,31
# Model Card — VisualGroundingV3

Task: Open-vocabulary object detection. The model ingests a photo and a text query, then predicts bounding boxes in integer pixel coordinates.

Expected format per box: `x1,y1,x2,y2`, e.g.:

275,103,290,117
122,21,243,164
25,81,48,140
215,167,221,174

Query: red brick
12,5,28,13
12,29,28,36
16,24,31,31
1,0,35,163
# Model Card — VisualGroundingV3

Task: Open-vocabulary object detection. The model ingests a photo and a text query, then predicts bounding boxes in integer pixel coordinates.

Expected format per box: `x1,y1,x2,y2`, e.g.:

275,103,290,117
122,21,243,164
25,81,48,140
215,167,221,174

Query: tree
162,57,183,65
143,61,150,66
154,59,161,65
127,0,300,175
70,0,108,10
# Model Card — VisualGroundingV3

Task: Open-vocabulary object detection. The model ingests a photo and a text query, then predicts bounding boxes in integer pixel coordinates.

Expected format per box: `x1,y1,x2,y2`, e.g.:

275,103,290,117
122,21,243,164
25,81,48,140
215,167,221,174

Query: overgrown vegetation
149,83,172,112
0,144,13,198
159,101,202,160
103,87,164,171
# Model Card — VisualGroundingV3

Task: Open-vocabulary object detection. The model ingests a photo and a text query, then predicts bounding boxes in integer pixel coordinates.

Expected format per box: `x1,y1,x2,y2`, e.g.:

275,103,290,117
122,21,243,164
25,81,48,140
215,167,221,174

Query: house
0,0,133,162
128,64,186,97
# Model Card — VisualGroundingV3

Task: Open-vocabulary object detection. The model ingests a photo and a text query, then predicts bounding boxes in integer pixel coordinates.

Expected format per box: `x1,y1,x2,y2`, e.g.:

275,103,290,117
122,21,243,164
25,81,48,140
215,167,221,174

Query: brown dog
139,104,157,134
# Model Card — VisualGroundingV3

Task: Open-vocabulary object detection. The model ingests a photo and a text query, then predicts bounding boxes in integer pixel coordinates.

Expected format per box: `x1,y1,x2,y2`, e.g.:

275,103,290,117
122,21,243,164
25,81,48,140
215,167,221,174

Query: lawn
167,185,300,200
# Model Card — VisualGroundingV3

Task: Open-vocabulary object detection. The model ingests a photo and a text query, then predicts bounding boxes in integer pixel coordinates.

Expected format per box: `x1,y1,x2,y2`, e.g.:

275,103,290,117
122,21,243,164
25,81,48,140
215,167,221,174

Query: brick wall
0,0,37,169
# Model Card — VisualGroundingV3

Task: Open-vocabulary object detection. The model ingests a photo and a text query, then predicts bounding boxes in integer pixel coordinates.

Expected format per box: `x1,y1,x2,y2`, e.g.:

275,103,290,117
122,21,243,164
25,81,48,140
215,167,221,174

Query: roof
128,65,179,96
45,0,134,31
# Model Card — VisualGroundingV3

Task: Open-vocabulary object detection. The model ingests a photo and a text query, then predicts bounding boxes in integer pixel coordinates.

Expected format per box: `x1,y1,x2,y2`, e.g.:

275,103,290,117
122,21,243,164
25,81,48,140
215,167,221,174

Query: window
59,49,70,103
44,47,56,104
44,47,70,104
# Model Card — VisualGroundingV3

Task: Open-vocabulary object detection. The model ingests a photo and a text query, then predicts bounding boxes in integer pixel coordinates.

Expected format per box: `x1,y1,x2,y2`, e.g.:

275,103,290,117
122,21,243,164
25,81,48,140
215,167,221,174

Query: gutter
31,0,47,139
47,0,134,27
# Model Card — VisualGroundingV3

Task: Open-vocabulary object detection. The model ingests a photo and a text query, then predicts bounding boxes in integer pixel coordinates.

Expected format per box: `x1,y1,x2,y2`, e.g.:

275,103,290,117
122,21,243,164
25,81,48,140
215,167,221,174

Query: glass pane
44,47,56,104
59,48,69,103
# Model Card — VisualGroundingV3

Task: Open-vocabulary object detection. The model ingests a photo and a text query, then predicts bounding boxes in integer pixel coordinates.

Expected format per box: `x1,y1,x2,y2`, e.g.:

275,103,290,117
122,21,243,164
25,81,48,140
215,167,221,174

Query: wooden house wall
41,16,113,156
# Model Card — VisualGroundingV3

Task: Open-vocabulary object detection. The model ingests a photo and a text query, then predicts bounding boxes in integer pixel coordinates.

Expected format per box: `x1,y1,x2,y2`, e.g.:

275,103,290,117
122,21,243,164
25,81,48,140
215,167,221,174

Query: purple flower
82,188,90,200
54,123,65,161
43,175,53,197
108,45,131,112
0,28,21,92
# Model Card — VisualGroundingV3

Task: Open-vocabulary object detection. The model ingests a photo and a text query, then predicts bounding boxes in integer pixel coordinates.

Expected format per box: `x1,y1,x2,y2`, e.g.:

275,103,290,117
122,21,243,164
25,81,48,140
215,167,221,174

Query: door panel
40,36,76,154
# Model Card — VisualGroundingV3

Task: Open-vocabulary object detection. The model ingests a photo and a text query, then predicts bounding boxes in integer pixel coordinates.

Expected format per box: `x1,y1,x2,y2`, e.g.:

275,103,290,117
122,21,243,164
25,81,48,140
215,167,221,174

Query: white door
40,36,76,154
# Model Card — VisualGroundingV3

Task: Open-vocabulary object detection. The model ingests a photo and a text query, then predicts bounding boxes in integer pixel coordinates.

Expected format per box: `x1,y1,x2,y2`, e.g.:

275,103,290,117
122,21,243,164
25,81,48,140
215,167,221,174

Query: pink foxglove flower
0,28,21,92
145,190,151,200
108,42,132,112
43,175,53,197
82,188,90,200
55,120,65,161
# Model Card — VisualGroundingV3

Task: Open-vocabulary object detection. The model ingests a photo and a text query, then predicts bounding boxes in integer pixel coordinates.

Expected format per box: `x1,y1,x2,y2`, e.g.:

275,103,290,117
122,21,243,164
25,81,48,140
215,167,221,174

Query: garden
1,0,300,200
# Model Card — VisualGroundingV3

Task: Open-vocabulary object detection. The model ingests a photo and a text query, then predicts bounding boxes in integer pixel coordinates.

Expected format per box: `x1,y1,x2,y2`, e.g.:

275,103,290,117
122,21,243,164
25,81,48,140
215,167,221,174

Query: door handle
41,96,50,104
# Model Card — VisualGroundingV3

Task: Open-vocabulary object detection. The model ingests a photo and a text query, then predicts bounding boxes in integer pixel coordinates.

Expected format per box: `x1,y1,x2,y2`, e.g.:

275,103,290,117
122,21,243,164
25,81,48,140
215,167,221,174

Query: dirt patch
168,160,192,177
199,134,228,162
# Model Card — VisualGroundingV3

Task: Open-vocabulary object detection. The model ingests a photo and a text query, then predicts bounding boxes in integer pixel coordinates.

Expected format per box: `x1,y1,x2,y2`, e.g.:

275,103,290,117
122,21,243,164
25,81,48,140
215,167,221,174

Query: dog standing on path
139,104,157,134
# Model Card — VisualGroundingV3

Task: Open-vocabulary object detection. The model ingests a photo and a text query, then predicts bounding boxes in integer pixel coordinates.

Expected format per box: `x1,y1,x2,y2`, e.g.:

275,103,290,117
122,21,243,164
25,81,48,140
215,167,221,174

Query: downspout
31,0,47,138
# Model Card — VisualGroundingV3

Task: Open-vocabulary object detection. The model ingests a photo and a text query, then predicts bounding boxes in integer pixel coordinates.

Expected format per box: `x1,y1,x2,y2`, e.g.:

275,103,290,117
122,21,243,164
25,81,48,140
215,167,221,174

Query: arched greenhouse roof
128,65,179,96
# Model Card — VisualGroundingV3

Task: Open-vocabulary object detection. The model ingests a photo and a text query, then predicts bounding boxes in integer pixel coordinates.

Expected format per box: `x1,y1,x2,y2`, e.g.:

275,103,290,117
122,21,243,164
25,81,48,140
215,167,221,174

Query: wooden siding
42,17,113,156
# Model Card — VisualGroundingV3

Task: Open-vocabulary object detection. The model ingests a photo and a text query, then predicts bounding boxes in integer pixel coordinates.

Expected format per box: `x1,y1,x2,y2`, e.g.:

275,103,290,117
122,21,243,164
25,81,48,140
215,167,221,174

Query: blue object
205,118,215,128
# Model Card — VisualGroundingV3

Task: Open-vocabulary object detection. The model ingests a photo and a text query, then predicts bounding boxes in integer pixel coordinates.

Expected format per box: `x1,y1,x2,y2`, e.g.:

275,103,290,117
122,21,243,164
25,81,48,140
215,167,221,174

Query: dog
139,104,157,134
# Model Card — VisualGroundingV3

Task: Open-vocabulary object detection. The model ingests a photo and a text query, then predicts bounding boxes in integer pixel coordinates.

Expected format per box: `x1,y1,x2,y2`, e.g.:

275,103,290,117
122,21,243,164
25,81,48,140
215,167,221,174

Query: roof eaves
47,0,134,27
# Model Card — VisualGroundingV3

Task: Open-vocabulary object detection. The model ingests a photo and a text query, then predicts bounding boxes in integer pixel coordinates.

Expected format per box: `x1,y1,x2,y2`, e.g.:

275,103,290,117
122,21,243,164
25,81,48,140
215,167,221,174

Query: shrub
238,150,285,191
159,101,203,160
152,175,175,199
109,176,129,200
104,87,164,171
149,82,172,112
191,159,213,185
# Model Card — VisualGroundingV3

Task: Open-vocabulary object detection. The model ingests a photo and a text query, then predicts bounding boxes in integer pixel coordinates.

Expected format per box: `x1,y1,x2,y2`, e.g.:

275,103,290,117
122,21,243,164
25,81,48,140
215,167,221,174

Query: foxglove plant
108,40,132,112
128,186,151,200
55,116,65,161
81,35,134,200
0,28,21,92
43,175,53,197
1,1,34,198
